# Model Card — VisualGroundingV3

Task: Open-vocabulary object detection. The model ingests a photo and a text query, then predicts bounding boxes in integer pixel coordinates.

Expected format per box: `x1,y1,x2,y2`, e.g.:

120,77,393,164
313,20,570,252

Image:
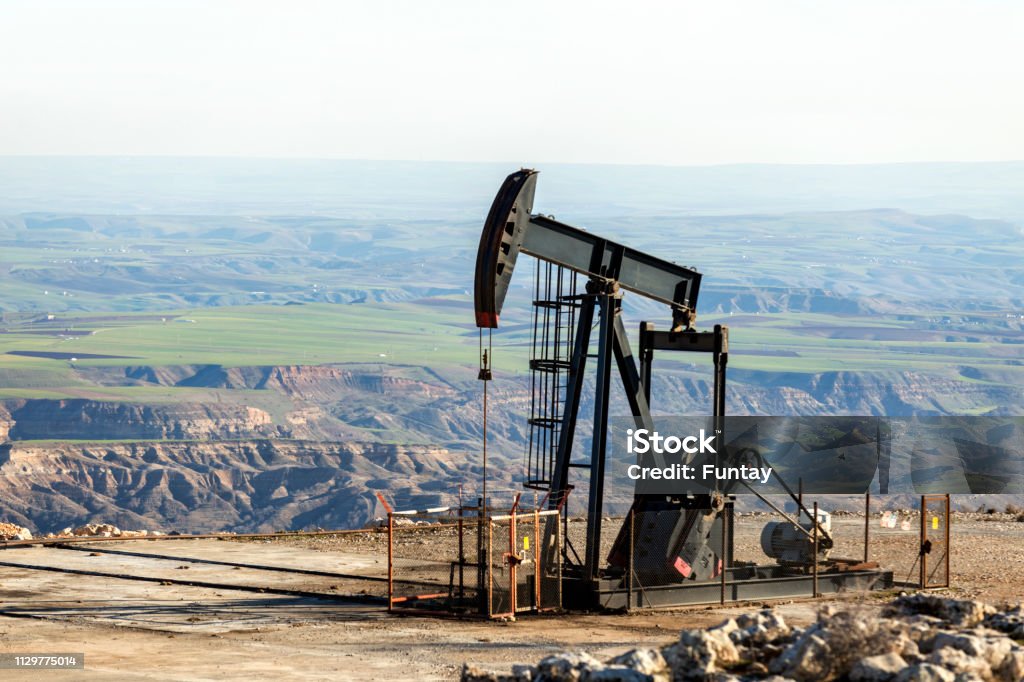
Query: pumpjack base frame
563,565,894,611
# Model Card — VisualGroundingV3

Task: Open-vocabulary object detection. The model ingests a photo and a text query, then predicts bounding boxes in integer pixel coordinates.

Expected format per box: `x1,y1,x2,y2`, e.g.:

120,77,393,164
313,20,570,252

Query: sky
1,0,1022,165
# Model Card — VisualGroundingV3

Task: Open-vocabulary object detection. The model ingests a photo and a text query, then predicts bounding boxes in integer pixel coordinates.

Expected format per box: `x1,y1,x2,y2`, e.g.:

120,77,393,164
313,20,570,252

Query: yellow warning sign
932,516,939,530
523,536,530,551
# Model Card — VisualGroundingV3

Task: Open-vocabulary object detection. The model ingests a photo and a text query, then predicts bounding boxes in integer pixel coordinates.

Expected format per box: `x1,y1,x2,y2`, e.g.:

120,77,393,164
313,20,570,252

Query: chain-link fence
386,496,946,613
388,506,561,618
387,508,478,616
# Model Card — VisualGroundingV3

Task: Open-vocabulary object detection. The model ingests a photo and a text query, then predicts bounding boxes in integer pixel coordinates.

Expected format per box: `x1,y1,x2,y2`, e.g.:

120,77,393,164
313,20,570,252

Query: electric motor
760,511,832,564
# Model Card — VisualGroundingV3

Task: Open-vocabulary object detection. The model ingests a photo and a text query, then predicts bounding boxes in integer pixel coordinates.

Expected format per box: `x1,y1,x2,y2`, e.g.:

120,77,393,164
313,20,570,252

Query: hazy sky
1,0,1021,165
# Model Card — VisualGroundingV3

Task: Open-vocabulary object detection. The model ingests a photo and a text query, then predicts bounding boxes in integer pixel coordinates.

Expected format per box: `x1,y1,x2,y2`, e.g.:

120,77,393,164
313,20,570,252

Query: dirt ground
1,511,1021,681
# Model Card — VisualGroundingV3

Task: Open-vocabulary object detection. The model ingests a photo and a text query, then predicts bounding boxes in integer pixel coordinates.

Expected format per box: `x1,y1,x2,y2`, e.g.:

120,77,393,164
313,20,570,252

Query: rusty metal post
458,506,465,600
487,517,493,617
627,507,634,610
556,512,563,608
509,507,517,616
864,492,870,564
387,513,394,612
720,507,727,605
920,495,926,589
534,509,541,609
944,494,951,588
477,498,485,614
812,502,819,598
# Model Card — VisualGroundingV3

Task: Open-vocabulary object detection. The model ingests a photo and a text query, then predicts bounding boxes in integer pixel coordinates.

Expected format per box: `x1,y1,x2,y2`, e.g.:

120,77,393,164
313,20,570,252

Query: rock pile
363,516,445,529
2,520,167,541
0,522,33,541
42,524,164,539
462,595,1024,682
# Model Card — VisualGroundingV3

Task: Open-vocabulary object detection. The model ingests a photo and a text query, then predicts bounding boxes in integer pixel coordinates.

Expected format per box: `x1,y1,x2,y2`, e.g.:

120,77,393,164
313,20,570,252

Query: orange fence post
534,509,541,608
387,513,394,612
919,495,926,589
944,494,951,588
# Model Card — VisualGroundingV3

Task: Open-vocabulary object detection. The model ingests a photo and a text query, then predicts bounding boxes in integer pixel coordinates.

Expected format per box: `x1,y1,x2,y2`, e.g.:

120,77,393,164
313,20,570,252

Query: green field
2,299,1022,402
1,160,1022,406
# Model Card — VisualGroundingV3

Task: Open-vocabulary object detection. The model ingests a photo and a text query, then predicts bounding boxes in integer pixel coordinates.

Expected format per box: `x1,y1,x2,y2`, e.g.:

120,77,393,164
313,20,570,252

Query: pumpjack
474,169,893,609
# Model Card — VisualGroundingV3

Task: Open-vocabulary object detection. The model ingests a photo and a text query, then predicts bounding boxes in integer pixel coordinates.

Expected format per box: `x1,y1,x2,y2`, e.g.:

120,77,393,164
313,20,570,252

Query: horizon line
1,154,1023,170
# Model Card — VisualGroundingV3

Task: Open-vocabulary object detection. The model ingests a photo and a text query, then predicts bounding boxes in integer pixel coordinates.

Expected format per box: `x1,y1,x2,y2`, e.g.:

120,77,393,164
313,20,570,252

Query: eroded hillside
1,360,1021,533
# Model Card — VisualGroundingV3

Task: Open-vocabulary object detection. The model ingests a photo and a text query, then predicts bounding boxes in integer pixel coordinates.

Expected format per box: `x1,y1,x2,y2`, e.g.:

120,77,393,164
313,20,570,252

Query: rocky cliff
1,362,1018,535
646,370,1024,417
4,399,276,441
0,403,11,441
83,363,460,400
0,439,510,534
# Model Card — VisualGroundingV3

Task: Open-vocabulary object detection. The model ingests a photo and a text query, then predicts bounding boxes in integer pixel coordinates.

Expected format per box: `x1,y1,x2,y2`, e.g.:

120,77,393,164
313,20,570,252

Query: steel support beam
638,322,654,405
521,215,700,315
581,567,894,610
584,294,616,579
612,312,654,433
547,295,596,509
639,323,728,422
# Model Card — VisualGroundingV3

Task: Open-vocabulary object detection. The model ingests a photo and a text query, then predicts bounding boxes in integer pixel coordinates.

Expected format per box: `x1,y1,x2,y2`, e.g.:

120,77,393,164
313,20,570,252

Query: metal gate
920,494,950,589
487,509,561,618
388,506,561,618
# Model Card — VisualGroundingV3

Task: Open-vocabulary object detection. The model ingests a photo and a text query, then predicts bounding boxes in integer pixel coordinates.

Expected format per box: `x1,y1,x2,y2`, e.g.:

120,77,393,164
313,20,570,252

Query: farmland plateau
1,158,1023,532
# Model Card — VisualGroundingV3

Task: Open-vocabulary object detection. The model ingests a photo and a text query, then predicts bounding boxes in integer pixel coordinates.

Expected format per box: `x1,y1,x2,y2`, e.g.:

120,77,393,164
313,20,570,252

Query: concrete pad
0,541,387,634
